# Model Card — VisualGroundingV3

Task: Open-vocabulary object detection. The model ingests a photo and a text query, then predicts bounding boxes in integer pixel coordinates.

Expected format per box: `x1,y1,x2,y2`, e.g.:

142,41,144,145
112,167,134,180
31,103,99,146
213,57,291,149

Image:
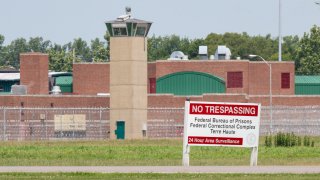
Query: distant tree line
0,35,109,72
0,25,320,74
147,32,299,62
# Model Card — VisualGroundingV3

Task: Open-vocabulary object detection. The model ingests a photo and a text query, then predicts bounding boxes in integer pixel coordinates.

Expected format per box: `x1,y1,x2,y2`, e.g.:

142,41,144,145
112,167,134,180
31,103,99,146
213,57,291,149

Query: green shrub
264,135,272,147
297,136,302,146
269,132,314,148
274,132,302,147
304,136,311,147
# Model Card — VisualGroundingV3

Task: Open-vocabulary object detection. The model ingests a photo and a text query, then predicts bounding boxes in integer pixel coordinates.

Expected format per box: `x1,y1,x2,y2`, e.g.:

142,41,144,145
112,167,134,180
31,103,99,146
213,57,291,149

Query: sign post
182,99,190,166
182,101,261,166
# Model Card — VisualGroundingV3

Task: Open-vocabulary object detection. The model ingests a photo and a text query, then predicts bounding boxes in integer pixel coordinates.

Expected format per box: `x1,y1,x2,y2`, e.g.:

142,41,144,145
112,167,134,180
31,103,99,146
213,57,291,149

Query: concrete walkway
0,166,319,174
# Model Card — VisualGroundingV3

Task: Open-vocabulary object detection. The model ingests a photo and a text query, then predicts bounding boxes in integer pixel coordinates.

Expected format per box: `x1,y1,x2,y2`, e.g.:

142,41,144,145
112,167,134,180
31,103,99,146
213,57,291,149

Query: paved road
0,166,319,174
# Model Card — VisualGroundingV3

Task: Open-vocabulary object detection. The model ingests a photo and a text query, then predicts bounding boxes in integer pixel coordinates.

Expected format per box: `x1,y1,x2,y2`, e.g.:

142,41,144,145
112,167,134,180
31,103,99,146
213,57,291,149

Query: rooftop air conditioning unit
198,46,208,60
214,45,231,60
168,51,188,60
51,86,61,95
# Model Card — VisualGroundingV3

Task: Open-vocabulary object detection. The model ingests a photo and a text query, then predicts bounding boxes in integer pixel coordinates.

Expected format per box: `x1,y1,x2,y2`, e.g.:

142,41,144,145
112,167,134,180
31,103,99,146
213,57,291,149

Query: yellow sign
54,114,86,131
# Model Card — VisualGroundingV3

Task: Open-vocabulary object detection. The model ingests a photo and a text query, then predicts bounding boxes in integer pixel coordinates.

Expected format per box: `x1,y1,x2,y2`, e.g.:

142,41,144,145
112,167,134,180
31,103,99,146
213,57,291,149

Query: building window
0,85,3,92
281,73,290,89
149,78,156,93
113,27,127,36
227,72,243,88
135,26,146,36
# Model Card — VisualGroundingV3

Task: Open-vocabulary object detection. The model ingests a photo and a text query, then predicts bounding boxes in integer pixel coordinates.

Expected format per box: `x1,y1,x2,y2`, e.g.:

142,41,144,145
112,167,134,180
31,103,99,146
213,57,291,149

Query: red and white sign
185,101,261,147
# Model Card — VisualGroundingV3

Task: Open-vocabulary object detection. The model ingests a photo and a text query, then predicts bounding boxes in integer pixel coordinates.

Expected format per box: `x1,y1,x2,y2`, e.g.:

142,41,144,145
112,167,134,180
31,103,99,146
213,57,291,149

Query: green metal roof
156,71,225,96
295,76,320,84
0,92,12,95
55,76,73,86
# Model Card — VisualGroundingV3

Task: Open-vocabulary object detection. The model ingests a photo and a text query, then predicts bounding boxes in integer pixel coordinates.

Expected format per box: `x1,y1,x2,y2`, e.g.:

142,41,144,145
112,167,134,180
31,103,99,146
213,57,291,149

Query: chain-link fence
0,106,319,141
0,107,110,141
147,106,320,138
261,106,320,135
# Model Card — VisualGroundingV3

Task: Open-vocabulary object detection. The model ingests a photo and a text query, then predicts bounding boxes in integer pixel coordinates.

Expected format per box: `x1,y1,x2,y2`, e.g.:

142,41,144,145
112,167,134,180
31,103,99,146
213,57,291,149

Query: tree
187,38,205,59
148,35,200,61
48,48,74,72
28,37,51,53
204,32,279,60
147,35,163,61
6,38,29,68
295,25,320,75
0,34,4,47
0,34,5,66
72,38,91,61
90,38,108,62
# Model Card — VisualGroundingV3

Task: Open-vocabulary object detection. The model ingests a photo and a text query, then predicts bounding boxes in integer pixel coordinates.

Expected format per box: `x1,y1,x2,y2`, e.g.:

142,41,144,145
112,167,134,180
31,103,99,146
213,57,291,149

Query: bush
266,132,315,148
304,136,311,147
297,136,302,146
265,135,272,147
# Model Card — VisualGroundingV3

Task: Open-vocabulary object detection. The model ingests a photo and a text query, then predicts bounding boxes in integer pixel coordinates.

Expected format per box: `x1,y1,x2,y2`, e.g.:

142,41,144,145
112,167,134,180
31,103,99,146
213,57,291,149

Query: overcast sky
1,0,320,45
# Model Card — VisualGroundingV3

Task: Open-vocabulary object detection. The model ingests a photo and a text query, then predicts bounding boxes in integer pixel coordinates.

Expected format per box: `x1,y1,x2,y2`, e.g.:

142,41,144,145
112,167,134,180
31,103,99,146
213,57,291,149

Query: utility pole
278,0,282,62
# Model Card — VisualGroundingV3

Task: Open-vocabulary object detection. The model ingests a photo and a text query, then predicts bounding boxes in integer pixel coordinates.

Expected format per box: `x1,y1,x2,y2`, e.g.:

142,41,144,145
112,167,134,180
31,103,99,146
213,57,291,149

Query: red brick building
73,63,109,95
20,53,49,94
1,53,318,108
73,60,295,96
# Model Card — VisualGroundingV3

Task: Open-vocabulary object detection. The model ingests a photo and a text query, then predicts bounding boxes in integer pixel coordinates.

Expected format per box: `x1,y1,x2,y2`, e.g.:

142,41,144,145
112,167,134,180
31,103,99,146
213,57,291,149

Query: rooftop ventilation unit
214,45,231,60
168,51,188,60
51,86,61,95
198,46,208,60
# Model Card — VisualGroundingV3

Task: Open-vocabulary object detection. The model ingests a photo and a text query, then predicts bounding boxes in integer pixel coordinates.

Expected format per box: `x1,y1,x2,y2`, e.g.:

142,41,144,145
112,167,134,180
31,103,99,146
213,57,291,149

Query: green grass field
0,173,320,180
0,137,319,166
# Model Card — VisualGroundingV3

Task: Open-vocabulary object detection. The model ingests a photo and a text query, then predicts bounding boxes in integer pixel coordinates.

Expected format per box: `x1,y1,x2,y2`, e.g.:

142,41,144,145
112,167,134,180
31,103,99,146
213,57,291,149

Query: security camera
125,7,131,15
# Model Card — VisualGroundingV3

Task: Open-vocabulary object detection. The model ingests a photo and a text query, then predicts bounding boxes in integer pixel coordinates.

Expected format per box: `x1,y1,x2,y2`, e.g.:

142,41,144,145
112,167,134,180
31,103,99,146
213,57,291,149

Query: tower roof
105,18,152,25
105,8,152,37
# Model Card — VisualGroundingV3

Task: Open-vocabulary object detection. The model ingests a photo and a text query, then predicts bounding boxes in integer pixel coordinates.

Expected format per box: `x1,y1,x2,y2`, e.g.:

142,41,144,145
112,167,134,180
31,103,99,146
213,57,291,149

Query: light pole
278,0,282,62
249,54,273,134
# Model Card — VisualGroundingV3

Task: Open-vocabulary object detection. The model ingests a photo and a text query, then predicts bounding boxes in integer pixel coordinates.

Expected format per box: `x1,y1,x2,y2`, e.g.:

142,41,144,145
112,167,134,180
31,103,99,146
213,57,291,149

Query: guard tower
105,8,152,139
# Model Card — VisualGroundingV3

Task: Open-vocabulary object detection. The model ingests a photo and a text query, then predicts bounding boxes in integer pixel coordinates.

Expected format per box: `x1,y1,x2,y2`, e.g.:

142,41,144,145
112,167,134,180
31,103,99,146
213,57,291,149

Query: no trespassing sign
185,101,261,148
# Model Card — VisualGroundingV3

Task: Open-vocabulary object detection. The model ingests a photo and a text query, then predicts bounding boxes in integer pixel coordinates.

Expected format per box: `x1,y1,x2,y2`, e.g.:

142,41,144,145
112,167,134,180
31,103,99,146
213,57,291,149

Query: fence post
182,99,190,166
72,109,75,139
60,113,63,138
45,111,48,139
99,108,102,139
19,106,22,141
31,110,35,141
3,108,6,141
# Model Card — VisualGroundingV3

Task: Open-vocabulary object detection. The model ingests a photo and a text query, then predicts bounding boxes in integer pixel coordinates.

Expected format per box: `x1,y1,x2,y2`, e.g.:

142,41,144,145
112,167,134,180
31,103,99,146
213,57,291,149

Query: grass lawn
0,137,319,166
0,173,320,180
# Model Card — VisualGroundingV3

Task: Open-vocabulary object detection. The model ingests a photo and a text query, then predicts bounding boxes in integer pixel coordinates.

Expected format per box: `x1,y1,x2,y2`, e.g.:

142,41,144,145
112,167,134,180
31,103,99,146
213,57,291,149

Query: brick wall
148,62,156,93
155,60,295,95
73,63,109,95
248,62,295,95
20,53,48,94
72,60,294,96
